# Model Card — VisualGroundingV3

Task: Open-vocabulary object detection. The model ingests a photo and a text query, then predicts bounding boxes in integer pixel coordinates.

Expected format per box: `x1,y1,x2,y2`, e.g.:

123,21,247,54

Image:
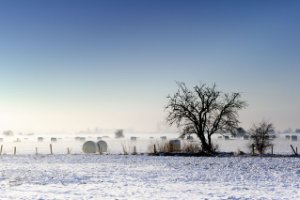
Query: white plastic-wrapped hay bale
97,140,108,153
82,141,97,153
169,139,181,152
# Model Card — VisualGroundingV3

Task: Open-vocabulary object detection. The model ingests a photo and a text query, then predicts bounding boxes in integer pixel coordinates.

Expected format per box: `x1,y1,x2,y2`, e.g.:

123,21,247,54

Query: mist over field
0,0,300,199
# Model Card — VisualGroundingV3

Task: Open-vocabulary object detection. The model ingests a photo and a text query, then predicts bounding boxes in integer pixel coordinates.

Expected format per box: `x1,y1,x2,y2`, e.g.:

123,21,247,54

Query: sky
0,0,299,133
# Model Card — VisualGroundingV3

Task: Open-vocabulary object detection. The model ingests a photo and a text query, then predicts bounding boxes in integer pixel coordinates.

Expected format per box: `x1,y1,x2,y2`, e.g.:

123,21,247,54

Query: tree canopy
166,82,247,153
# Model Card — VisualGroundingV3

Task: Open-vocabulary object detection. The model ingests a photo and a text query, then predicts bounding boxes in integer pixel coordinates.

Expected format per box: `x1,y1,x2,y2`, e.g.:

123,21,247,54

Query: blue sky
0,0,299,133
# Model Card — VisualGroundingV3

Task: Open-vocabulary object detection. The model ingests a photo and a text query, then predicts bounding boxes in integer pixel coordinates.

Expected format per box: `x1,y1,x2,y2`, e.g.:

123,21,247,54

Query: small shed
82,141,97,153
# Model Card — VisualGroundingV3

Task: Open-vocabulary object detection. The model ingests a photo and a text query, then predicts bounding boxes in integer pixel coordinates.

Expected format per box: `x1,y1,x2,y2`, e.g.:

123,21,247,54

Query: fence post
0,145,3,155
50,144,53,154
67,148,70,154
290,145,297,155
14,146,16,155
154,144,157,154
35,147,38,155
252,144,255,155
133,146,137,155
271,144,273,155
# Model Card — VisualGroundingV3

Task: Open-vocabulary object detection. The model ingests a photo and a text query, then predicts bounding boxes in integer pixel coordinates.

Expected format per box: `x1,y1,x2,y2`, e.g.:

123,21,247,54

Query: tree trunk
197,132,214,153
207,135,214,152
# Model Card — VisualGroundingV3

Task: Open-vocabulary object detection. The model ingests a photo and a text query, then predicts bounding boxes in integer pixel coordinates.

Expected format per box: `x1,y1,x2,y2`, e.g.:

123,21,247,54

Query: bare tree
230,127,247,138
249,121,274,154
166,82,247,153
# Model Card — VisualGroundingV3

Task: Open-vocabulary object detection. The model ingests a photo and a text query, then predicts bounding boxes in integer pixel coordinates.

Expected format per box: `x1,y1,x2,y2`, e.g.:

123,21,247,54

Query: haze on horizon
0,0,299,134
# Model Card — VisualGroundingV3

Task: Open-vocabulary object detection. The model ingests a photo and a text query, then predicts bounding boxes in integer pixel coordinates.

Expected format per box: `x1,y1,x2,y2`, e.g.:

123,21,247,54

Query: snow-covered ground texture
0,155,299,200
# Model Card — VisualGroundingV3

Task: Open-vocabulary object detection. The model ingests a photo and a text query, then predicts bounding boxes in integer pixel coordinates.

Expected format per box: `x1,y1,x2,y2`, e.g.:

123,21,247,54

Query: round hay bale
97,140,108,153
82,141,97,153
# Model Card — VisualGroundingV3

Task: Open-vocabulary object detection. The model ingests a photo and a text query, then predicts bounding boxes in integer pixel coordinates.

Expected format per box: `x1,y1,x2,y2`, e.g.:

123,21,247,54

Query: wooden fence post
290,145,297,155
50,144,53,154
271,144,273,155
0,145,3,155
252,144,255,155
154,144,157,154
133,146,137,155
35,147,38,155
14,147,16,155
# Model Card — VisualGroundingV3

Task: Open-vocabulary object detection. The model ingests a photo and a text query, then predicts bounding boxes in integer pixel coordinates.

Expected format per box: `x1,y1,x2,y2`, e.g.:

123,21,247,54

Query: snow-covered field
0,133,299,199
0,155,299,199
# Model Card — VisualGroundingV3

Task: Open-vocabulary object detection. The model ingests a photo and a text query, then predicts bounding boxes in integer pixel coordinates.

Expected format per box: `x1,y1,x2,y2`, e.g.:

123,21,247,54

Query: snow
0,133,299,199
0,155,299,199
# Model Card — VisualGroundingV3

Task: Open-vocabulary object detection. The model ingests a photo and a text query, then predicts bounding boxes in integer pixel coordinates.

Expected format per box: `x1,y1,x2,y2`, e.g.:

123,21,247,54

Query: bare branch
165,81,247,153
